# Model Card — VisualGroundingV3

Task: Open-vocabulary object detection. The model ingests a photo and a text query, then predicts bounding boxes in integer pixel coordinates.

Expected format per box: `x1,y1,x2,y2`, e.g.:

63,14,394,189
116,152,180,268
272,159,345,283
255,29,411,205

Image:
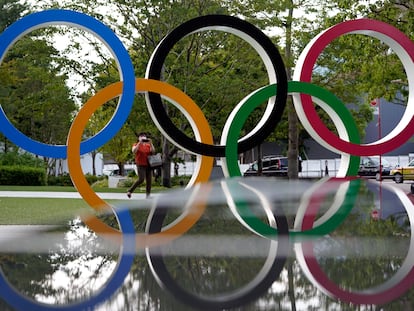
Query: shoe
127,192,131,198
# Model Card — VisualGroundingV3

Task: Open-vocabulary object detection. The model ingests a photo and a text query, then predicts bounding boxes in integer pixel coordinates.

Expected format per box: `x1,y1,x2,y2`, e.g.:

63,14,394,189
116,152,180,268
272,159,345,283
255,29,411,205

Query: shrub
127,170,136,177
92,178,108,188
85,173,98,185
47,173,73,186
0,166,46,185
47,173,104,186
118,178,134,188
170,175,192,187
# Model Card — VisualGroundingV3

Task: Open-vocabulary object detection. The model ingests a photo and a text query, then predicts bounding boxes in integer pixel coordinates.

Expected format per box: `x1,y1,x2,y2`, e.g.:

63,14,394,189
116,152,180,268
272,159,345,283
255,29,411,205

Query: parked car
243,155,288,177
391,159,414,183
358,156,392,181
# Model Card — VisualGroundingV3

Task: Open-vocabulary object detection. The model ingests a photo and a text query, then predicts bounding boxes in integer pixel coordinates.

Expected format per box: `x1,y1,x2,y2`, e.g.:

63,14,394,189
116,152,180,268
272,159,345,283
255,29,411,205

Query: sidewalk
0,191,148,200
0,180,411,201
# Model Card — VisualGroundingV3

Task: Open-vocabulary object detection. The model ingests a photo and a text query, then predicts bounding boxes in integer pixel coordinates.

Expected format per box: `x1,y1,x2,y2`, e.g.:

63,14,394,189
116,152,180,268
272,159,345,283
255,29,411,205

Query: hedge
0,166,46,186
46,173,103,186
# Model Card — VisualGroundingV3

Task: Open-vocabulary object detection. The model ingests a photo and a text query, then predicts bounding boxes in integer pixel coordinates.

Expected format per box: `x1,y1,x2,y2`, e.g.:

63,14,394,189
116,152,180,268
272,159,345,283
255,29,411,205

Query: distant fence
104,155,414,179
299,155,412,178
169,155,414,178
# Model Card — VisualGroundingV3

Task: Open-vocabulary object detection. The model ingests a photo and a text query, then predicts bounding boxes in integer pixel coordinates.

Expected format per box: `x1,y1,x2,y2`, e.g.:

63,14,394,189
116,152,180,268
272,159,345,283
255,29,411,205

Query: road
370,178,413,194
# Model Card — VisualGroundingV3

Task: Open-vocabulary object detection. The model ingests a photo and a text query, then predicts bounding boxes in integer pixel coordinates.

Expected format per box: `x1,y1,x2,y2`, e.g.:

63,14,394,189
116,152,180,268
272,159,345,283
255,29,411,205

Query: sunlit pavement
0,191,154,200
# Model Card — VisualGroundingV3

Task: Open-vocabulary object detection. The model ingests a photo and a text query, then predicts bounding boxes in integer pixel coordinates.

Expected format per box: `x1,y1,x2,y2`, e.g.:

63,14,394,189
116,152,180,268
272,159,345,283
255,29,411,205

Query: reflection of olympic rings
145,185,289,310
145,14,288,157
295,181,414,305
67,78,213,247
0,208,135,311
293,19,414,156
222,177,360,240
293,177,359,238
222,81,361,178
0,9,135,158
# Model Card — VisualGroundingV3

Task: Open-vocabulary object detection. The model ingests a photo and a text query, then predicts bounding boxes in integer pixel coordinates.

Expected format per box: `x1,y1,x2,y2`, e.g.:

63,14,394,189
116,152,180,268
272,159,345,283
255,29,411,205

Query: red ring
295,19,414,156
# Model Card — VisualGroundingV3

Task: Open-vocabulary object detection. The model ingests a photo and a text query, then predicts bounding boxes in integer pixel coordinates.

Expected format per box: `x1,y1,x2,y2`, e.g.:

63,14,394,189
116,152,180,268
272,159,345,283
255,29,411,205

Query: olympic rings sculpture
1,8,414,310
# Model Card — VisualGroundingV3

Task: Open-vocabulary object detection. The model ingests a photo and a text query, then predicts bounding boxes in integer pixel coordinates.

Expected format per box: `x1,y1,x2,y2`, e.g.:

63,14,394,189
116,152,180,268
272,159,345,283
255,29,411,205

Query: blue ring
0,207,135,310
0,10,135,158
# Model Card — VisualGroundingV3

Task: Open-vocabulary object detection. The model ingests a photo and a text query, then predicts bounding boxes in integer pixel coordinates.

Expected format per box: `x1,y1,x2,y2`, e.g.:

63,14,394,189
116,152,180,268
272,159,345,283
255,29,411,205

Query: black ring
145,186,289,310
145,15,288,157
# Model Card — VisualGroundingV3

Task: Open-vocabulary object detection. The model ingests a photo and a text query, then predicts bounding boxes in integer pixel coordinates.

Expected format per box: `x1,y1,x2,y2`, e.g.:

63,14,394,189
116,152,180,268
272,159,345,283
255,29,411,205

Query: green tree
361,0,412,100
1,35,77,171
0,0,27,153
0,0,78,178
43,0,274,186
0,0,26,32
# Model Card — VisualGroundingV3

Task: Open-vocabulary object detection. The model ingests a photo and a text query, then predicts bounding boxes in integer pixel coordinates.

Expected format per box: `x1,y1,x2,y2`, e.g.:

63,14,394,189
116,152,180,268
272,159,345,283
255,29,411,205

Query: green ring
224,81,360,177
224,81,361,238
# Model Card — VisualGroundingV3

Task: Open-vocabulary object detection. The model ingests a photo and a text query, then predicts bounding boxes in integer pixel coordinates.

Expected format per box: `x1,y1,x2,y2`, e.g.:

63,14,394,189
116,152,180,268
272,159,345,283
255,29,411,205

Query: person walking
127,132,155,199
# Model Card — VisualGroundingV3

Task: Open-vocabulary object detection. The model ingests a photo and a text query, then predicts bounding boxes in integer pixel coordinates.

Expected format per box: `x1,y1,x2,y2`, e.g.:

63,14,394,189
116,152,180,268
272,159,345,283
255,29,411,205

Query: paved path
0,191,148,200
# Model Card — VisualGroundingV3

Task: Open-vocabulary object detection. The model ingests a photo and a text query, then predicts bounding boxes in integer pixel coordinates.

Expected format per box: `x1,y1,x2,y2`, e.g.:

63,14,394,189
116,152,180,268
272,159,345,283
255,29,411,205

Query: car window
361,158,370,166
248,157,289,173
367,158,379,166
262,160,271,168
362,157,389,167
381,158,390,166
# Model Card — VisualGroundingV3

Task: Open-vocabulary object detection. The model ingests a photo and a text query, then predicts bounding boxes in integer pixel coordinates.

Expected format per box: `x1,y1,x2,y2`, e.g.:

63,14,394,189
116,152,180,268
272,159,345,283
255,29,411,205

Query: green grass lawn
0,185,126,193
0,182,124,224
0,179,185,225
0,184,168,193
0,197,128,225
0,197,91,225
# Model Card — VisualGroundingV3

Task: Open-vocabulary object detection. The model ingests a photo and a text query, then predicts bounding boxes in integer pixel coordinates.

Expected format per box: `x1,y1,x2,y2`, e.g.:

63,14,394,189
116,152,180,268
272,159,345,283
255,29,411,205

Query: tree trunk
159,63,171,187
162,135,171,187
285,2,299,180
117,162,124,176
91,151,96,176
288,97,299,179
257,144,263,175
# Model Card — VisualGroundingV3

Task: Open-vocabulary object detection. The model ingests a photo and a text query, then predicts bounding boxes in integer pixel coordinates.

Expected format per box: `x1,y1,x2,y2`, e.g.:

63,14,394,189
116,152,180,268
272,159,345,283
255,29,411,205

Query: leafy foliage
0,150,44,167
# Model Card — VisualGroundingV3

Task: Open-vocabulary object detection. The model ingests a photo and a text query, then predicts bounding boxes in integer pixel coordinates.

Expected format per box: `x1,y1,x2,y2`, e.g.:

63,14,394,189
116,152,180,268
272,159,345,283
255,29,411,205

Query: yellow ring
67,78,214,247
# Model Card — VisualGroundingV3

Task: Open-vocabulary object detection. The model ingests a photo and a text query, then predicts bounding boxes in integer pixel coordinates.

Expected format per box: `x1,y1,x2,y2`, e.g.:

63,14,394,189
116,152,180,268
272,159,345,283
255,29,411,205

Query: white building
51,153,104,176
